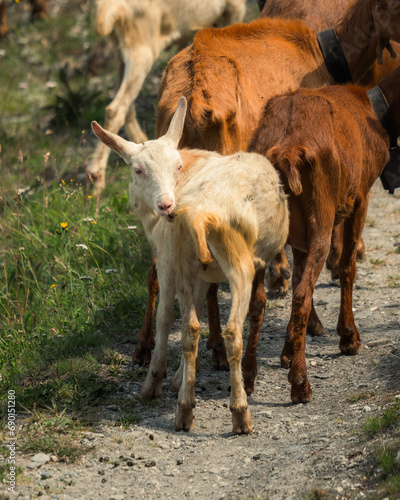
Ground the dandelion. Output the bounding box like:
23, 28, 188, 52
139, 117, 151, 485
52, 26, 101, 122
51, 284, 57, 289
61, 180, 65, 184
88, 195, 92, 199
93, 220, 97, 225
60, 222, 68, 230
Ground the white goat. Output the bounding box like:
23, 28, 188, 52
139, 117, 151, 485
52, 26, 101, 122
89, 0, 247, 190
91, 97, 289, 434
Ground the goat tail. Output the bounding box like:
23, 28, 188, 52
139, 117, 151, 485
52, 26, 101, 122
176, 207, 215, 265
267, 145, 304, 196
96, 0, 128, 37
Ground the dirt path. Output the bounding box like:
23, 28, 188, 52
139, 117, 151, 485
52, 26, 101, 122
8, 181, 400, 499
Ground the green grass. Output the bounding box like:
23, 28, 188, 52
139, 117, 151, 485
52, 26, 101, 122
361, 398, 400, 499
0, 1, 155, 421
363, 399, 400, 438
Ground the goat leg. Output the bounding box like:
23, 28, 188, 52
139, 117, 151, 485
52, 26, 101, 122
133, 259, 158, 366
206, 283, 229, 370
242, 267, 266, 396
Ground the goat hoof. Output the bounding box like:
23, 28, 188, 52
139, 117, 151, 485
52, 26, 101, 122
307, 321, 325, 336
291, 379, 313, 404
231, 408, 252, 434
339, 340, 362, 356
141, 377, 163, 399
175, 407, 193, 432
132, 343, 153, 366
243, 372, 256, 396
211, 347, 229, 371
267, 281, 289, 297
280, 354, 291, 369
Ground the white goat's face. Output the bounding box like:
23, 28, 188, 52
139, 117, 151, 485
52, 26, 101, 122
91, 96, 187, 221
127, 138, 183, 220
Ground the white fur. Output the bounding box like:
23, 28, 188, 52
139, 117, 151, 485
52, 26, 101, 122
89, 0, 247, 189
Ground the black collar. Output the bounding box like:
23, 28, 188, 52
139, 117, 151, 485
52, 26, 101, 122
367, 86, 399, 149
317, 28, 353, 85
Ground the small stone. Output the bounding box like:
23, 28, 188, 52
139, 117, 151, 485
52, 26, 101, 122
98, 470, 105, 476
145, 460, 156, 467
177, 459, 184, 465
40, 471, 52, 480
31, 453, 51, 465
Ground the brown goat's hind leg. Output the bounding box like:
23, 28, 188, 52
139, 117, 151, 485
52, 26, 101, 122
133, 259, 158, 366
206, 283, 229, 370
284, 242, 330, 404
337, 206, 366, 355
242, 267, 266, 396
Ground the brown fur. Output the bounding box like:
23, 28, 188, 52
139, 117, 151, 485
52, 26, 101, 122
248, 79, 393, 403
259, 0, 400, 88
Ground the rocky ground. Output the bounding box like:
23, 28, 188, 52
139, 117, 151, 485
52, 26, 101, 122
4, 180, 400, 499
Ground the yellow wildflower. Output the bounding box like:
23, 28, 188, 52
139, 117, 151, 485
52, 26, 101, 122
60, 222, 68, 230
51, 284, 57, 289
88, 195, 92, 199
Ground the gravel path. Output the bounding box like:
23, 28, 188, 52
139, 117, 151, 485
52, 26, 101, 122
7, 180, 400, 499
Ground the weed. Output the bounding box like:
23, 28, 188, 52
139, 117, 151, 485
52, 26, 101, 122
347, 391, 376, 403
363, 401, 400, 438
388, 275, 400, 288
369, 258, 385, 267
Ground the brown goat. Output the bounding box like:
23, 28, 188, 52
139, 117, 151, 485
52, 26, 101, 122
136, 0, 400, 381
258, 0, 399, 288
248, 65, 400, 403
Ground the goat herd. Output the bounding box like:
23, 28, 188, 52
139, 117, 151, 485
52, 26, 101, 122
58, 0, 400, 434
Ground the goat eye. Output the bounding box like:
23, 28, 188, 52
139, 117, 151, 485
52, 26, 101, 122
134, 168, 143, 175
177, 164, 183, 172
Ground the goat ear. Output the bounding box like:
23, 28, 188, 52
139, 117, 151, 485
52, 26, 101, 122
164, 96, 187, 147
91, 121, 140, 164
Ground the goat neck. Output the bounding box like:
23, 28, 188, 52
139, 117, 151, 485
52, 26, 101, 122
334, 0, 400, 82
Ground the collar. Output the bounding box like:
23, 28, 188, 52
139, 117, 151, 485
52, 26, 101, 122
367, 86, 399, 149
317, 28, 353, 84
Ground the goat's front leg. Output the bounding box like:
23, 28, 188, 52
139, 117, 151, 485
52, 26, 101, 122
170, 277, 209, 392
133, 258, 158, 366
337, 201, 367, 355
242, 267, 266, 396
141, 258, 175, 398
327, 223, 365, 280
206, 283, 229, 370
175, 269, 201, 431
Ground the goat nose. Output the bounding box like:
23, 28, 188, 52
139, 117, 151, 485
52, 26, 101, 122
157, 200, 173, 212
